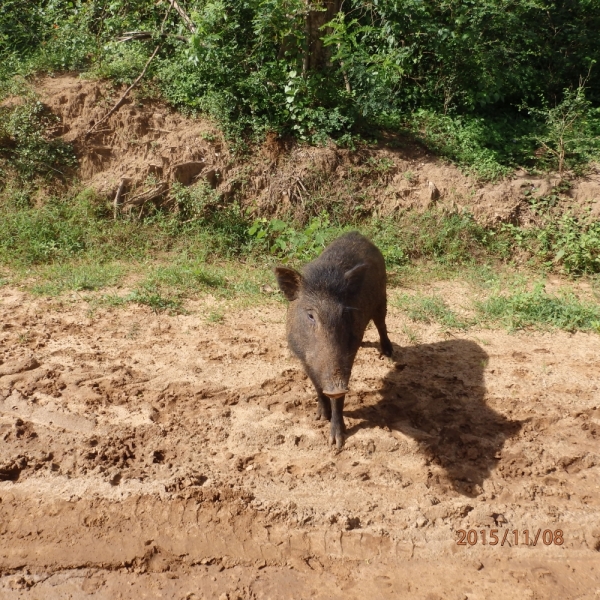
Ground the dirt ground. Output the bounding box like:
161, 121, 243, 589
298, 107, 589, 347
1, 283, 599, 599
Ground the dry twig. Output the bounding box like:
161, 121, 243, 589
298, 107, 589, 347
113, 177, 130, 219
166, 0, 197, 33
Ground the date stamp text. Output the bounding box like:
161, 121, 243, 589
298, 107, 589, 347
456, 529, 564, 546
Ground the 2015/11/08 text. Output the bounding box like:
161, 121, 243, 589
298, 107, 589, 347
456, 529, 564, 546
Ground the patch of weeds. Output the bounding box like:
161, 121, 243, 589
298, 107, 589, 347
126, 322, 141, 339
142, 261, 226, 294
368, 211, 507, 269
363, 156, 395, 177
90, 42, 151, 86
248, 212, 339, 262
408, 109, 515, 181
523, 83, 600, 177
127, 285, 184, 314
29, 263, 124, 296
395, 294, 470, 330
522, 184, 563, 215
17, 332, 31, 345
169, 181, 222, 225
463, 264, 502, 290
401, 325, 421, 345
501, 215, 600, 275
0, 99, 77, 180
96, 294, 129, 308
475, 284, 600, 332
200, 131, 217, 142
205, 309, 224, 324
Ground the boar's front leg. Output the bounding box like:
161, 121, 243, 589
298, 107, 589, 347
374, 302, 393, 357
329, 396, 345, 449
316, 390, 332, 421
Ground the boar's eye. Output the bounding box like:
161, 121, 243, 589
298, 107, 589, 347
306, 311, 316, 323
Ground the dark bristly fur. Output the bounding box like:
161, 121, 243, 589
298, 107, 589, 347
274, 232, 393, 449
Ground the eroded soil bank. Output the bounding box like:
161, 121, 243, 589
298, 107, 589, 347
4, 74, 600, 225
1, 285, 599, 598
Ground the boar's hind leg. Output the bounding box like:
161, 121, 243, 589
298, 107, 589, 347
373, 302, 393, 357
316, 391, 332, 421
330, 396, 346, 449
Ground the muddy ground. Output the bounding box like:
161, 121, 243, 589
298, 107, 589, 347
0, 284, 599, 599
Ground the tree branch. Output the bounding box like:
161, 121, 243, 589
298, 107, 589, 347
85, 5, 174, 139
166, 0, 197, 34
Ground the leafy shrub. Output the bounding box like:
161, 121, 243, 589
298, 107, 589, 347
502, 215, 600, 275
2, 0, 600, 175
524, 84, 600, 175
0, 99, 77, 180
248, 213, 338, 261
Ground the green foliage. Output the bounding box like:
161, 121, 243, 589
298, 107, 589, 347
0, 196, 90, 265
205, 309, 225, 323
248, 213, 338, 261
0, 99, 77, 180
330, 0, 600, 112
0, 182, 248, 269
141, 260, 225, 293
408, 110, 519, 180
144, 181, 252, 256
502, 215, 600, 275
395, 294, 469, 330
2, 0, 600, 174
369, 211, 506, 268
524, 83, 600, 175
476, 284, 600, 332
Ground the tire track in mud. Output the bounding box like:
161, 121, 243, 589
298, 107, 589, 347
1, 288, 600, 597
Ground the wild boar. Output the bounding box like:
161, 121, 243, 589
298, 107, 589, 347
275, 231, 393, 448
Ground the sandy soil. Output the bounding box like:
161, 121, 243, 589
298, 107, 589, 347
1, 285, 599, 599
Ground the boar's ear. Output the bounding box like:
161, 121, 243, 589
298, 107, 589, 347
274, 267, 302, 301
344, 263, 368, 290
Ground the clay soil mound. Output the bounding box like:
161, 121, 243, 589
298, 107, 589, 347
1, 286, 599, 598
32, 75, 600, 225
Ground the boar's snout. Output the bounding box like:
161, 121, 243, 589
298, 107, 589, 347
322, 389, 348, 399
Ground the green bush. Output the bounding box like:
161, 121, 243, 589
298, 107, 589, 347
248, 213, 338, 261
502, 215, 600, 275
0, 99, 77, 180
2, 1, 599, 175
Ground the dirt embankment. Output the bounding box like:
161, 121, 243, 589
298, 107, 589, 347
1, 284, 599, 598
18, 74, 598, 224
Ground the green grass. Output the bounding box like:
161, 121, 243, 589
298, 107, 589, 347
141, 261, 226, 294
205, 309, 225, 324
126, 285, 184, 314
391, 278, 600, 334
475, 285, 600, 332
394, 293, 470, 330
29, 262, 124, 296
1, 177, 600, 321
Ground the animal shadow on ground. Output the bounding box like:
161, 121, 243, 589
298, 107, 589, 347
346, 339, 522, 497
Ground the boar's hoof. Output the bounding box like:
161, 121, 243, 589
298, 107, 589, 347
329, 422, 345, 449
381, 337, 394, 357
316, 407, 331, 421
316, 396, 332, 421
